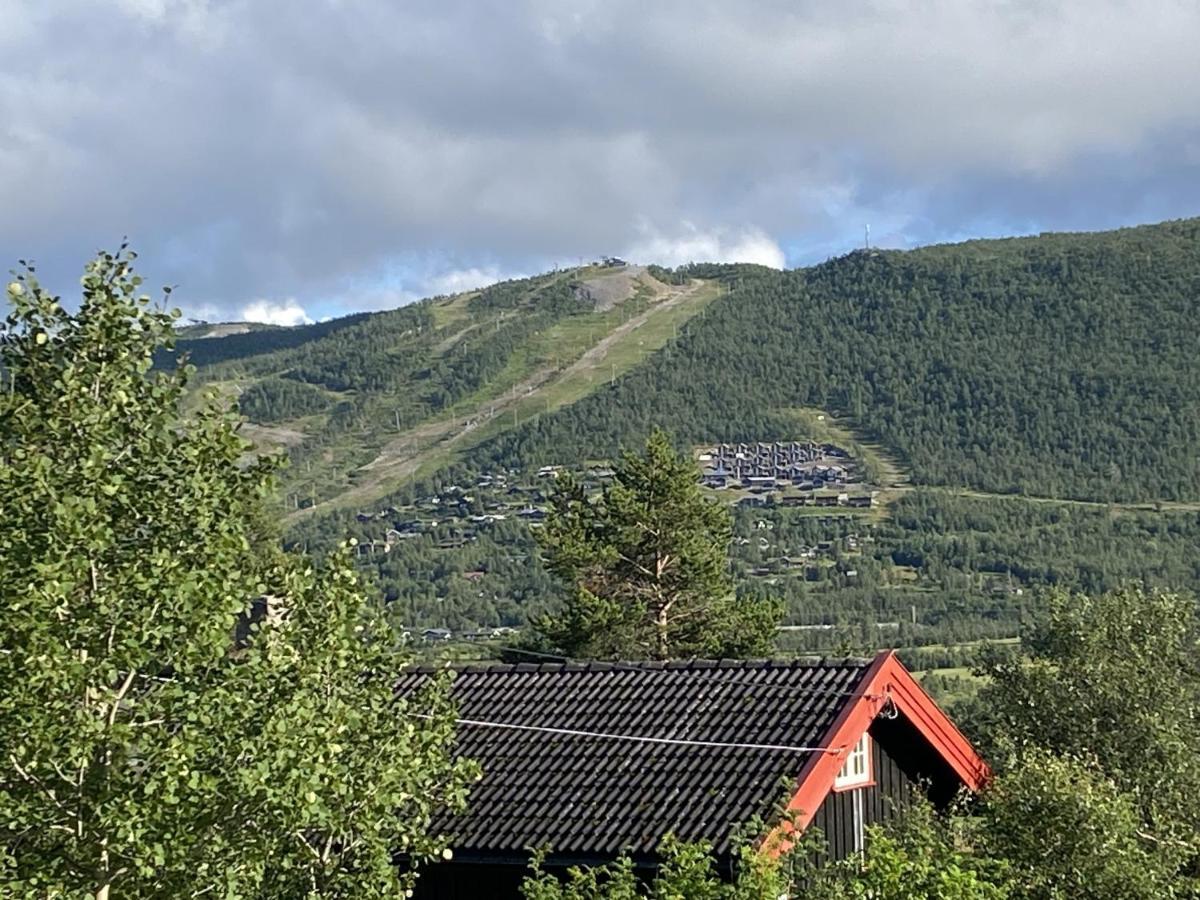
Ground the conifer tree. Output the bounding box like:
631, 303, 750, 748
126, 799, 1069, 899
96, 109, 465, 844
533, 429, 781, 660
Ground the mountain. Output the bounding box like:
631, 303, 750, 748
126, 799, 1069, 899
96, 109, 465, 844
189, 218, 1200, 514
173, 262, 727, 513
177, 321, 285, 340
470, 218, 1200, 503
181, 219, 1200, 655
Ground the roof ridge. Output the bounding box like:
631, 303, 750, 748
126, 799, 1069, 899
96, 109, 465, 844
400, 655, 874, 675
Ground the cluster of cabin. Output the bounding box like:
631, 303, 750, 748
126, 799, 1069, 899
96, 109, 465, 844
736, 524, 872, 581
699, 441, 859, 491
738, 492, 876, 509
738, 526, 869, 553
406, 625, 517, 644
348, 445, 881, 562
349, 465, 624, 556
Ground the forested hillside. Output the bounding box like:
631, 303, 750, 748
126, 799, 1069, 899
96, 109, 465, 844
169, 313, 373, 366
473, 218, 1200, 503
189, 218, 1200, 652
171, 264, 719, 509
186, 219, 1200, 509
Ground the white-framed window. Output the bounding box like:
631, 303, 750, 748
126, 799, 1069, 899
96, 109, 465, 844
834, 732, 872, 790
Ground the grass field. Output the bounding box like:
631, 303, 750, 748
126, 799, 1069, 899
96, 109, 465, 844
912, 666, 988, 706
429, 290, 480, 330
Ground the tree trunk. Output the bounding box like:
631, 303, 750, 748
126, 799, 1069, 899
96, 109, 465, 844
655, 604, 669, 659
95, 841, 111, 900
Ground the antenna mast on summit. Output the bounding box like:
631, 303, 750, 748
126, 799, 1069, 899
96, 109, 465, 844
864, 224, 871, 250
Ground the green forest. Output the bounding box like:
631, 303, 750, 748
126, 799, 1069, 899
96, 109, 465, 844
472, 219, 1200, 502
218, 218, 1200, 657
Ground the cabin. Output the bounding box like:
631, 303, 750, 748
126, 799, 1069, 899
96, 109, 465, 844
398, 652, 988, 898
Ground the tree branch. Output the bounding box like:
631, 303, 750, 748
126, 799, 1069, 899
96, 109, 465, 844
615, 552, 657, 580
1136, 829, 1195, 850
7, 754, 76, 820
107, 669, 138, 730
295, 830, 322, 862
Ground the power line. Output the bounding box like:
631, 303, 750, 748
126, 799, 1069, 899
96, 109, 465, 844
407, 713, 841, 755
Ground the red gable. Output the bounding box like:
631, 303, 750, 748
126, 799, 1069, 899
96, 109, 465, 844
766, 649, 990, 854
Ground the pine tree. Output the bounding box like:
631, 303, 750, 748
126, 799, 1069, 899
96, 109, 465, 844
533, 429, 781, 660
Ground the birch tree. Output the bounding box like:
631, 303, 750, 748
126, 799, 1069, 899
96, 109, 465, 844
0, 248, 477, 898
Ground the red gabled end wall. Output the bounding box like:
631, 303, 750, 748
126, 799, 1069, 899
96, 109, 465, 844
763, 650, 990, 857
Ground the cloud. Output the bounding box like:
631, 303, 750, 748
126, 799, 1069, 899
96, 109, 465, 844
1, 1, 1198, 319
240, 299, 311, 327
424, 266, 515, 296
179, 301, 223, 324
625, 225, 786, 269
319, 260, 528, 315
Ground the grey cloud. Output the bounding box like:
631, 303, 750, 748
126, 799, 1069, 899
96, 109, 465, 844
1, 0, 1198, 318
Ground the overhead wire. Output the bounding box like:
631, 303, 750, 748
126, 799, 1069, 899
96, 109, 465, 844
406, 712, 844, 755
403, 648, 890, 758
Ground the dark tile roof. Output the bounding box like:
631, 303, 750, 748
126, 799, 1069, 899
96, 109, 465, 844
395, 658, 872, 859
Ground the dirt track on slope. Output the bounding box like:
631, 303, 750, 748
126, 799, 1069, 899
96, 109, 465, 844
286, 280, 707, 521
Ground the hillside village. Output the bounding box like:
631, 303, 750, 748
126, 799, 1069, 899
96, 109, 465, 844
699, 440, 877, 508
353, 438, 877, 554
339, 439, 886, 644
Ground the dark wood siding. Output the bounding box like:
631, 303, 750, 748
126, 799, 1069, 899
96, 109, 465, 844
413, 860, 658, 900
809, 726, 921, 861
413, 862, 527, 899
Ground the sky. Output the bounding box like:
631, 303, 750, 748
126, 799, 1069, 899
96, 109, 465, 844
2, 1, 1199, 325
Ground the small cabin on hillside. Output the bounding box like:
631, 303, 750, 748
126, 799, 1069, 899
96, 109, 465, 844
397, 652, 988, 898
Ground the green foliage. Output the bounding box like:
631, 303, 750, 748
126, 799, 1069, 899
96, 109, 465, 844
520, 852, 641, 900
968, 587, 1200, 861
807, 778, 1182, 900
518, 806, 1010, 900
976, 749, 1180, 900
810, 800, 1011, 899
885, 491, 1200, 597
519, 838, 788, 900
802, 775, 1182, 899
0, 250, 477, 898
370, 521, 564, 629
532, 430, 781, 659
238, 376, 332, 422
